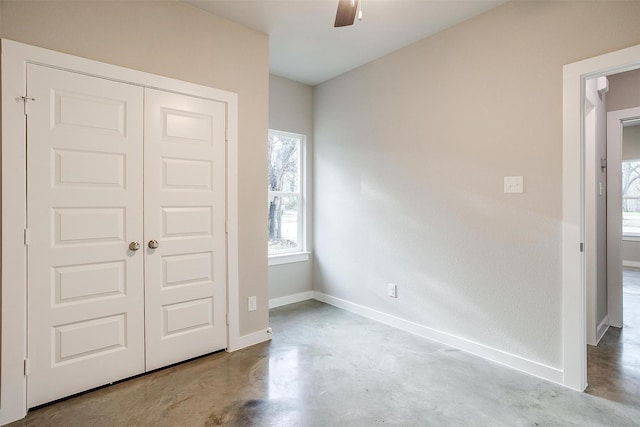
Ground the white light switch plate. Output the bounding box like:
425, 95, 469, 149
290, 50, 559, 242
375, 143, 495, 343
504, 176, 523, 194
248, 296, 257, 312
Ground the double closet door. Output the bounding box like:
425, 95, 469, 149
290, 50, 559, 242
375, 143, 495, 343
26, 64, 228, 407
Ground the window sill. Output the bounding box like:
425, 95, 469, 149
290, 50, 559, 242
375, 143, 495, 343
623, 235, 640, 242
268, 252, 311, 266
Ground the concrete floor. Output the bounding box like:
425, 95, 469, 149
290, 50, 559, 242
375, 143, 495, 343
586, 268, 640, 407
9, 300, 640, 426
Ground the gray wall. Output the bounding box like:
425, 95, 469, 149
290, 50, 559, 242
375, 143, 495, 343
268, 75, 314, 299
609, 69, 640, 264
608, 68, 640, 112
0, 0, 270, 336
623, 240, 640, 264
313, 1, 640, 368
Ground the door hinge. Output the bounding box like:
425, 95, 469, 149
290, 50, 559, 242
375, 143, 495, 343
19, 96, 35, 115
24, 359, 29, 376
580, 242, 584, 252
24, 228, 30, 246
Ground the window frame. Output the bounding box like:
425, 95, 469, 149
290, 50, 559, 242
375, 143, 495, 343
267, 129, 309, 264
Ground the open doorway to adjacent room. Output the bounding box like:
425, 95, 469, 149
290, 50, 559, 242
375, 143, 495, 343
584, 69, 640, 406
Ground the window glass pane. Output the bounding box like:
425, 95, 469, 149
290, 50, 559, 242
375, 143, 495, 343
268, 133, 299, 193
268, 195, 299, 252
622, 160, 640, 235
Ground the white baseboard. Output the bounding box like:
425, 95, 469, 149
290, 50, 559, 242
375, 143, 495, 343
596, 315, 610, 345
228, 328, 271, 352
269, 291, 314, 309
312, 291, 563, 386
623, 260, 640, 268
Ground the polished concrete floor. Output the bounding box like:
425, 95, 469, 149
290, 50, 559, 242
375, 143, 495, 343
10, 300, 640, 426
586, 268, 640, 407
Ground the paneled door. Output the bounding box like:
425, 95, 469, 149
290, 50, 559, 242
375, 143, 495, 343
143, 89, 227, 370
26, 64, 145, 407
26, 66, 228, 407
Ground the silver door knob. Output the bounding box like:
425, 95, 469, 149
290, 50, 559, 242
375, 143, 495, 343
129, 241, 141, 251
148, 240, 160, 249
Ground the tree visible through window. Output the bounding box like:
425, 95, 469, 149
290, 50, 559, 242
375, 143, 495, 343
268, 130, 304, 254
622, 160, 640, 236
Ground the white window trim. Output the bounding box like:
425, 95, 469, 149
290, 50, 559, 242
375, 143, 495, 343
268, 129, 309, 263
268, 251, 311, 266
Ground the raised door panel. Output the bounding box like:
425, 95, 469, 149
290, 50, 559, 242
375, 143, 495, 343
26, 64, 145, 407
144, 88, 227, 370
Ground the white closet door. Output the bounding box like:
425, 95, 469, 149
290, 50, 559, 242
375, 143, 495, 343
26, 64, 145, 407
144, 88, 227, 370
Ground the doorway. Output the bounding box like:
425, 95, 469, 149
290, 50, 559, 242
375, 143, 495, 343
562, 42, 640, 392
585, 102, 640, 404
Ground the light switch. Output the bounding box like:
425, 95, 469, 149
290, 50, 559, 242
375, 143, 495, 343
504, 176, 523, 194
248, 296, 257, 312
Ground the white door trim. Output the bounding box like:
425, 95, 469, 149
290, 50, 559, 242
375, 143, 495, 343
562, 43, 640, 392
0, 39, 240, 424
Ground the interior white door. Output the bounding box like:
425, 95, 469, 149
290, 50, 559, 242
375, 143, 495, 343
26, 64, 145, 407
143, 88, 228, 370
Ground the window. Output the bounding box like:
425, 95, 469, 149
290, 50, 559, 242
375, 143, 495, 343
622, 160, 640, 237
268, 130, 307, 262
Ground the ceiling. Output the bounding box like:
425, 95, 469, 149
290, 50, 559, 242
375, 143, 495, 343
187, 0, 507, 86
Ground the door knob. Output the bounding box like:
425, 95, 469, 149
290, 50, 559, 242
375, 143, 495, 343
129, 241, 141, 251
148, 240, 160, 249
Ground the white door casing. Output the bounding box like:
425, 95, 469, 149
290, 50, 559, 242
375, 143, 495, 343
26, 64, 146, 407
144, 89, 228, 370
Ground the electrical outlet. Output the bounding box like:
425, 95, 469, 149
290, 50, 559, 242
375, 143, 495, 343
504, 176, 523, 194
388, 283, 397, 298
248, 296, 257, 312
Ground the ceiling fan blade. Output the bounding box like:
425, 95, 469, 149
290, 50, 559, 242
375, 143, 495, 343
334, 0, 359, 27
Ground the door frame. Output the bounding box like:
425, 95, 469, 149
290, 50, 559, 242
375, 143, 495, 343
0, 39, 241, 424
563, 43, 640, 391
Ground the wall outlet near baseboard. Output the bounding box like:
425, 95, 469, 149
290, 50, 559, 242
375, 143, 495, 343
388, 283, 397, 298
248, 296, 257, 312
504, 176, 523, 193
